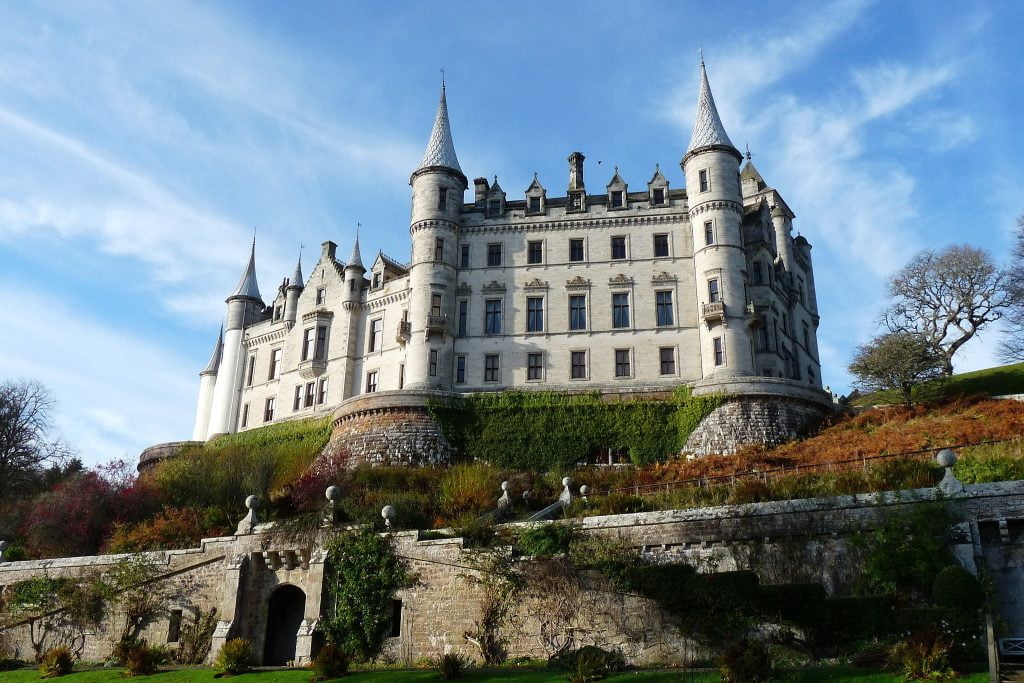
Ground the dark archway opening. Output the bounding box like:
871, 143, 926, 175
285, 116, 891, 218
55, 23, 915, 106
264, 584, 306, 665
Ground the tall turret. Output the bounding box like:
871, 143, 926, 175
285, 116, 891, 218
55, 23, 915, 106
771, 202, 796, 279
207, 241, 265, 438
191, 327, 222, 441
405, 82, 466, 390
682, 61, 754, 377
284, 253, 304, 327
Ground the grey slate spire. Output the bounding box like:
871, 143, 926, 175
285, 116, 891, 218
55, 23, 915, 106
229, 239, 263, 302
288, 253, 304, 290
200, 326, 223, 376
686, 60, 736, 155
417, 83, 462, 173
346, 229, 364, 271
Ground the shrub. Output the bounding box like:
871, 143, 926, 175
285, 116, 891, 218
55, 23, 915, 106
175, 607, 219, 665
549, 646, 624, 682
440, 464, 500, 519
516, 523, 576, 557
888, 628, 954, 680
214, 638, 255, 676
434, 652, 469, 679
115, 638, 158, 677
932, 565, 982, 611
310, 643, 349, 681
106, 506, 226, 553
718, 639, 773, 683
38, 645, 74, 678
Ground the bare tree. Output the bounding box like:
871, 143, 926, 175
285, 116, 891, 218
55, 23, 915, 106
0, 380, 72, 499
883, 245, 1011, 376
848, 333, 946, 406
999, 214, 1024, 363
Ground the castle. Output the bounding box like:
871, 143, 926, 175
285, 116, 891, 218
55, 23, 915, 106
188, 62, 829, 462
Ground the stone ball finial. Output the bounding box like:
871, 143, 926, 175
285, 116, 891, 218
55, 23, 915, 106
562, 476, 572, 488
381, 505, 397, 520
579, 485, 591, 497
325, 486, 342, 502
501, 480, 510, 492
936, 449, 957, 468
0, 540, 8, 552
245, 495, 259, 510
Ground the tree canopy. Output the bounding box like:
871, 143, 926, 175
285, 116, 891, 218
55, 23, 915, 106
999, 214, 1024, 363
0, 380, 72, 500
848, 332, 946, 405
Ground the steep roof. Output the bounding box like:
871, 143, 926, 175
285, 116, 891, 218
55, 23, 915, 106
740, 160, 767, 190
686, 61, 736, 156
416, 84, 462, 174
229, 240, 262, 302
200, 326, 223, 375
288, 254, 304, 290
346, 232, 364, 271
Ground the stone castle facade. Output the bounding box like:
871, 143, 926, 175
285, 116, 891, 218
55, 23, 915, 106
189, 63, 829, 460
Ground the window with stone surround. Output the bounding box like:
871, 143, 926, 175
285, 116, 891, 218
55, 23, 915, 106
455, 355, 466, 384
457, 300, 468, 337
570, 350, 587, 379
612, 292, 630, 328
293, 385, 302, 411
698, 168, 710, 192
653, 233, 669, 258
460, 243, 470, 268
659, 347, 676, 375
610, 190, 624, 208
527, 297, 544, 332
527, 352, 543, 381
569, 238, 585, 262
368, 318, 383, 352
614, 349, 631, 377
315, 325, 328, 360
366, 370, 378, 393
429, 350, 438, 377
485, 298, 502, 335
484, 354, 500, 382
302, 328, 315, 361
487, 243, 502, 267
437, 188, 448, 210
652, 187, 666, 206
316, 287, 326, 305
528, 195, 541, 213
704, 221, 714, 246
713, 337, 725, 366
167, 610, 182, 644
656, 291, 674, 326
435, 238, 444, 262
752, 260, 763, 284
317, 377, 328, 404
302, 381, 313, 408
431, 293, 443, 317
569, 295, 587, 330
708, 279, 720, 303
246, 355, 256, 387
263, 397, 275, 423
527, 240, 543, 265
241, 403, 249, 428
611, 236, 627, 260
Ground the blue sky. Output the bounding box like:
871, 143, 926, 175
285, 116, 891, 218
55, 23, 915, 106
1, 0, 1021, 467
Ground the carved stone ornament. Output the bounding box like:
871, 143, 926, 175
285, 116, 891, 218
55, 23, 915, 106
524, 278, 548, 290
608, 273, 634, 286
565, 275, 591, 289
652, 271, 678, 283
482, 280, 507, 293
456, 282, 472, 295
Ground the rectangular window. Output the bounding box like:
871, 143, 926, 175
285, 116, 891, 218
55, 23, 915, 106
570, 350, 587, 379
528, 195, 541, 213
460, 243, 470, 268
398, 363, 405, 389
656, 291, 674, 326
798, 276, 806, 304
316, 287, 326, 305
317, 377, 328, 404
652, 187, 665, 205
612, 292, 630, 328
240, 403, 249, 428
704, 221, 714, 246
653, 234, 669, 258
803, 322, 811, 351
487, 243, 502, 267
293, 385, 302, 411
457, 300, 468, 336
610, 190, 623, 208
429, 350, 438, 377
611, 236, 626, 260
273, 305, 282, 321
488, 199, 501, 217
366, 371, 378, 393
527, 353, 543, 380
698, 169, 709, 192
569, 238, 584, 262
659, 347, 676, 375
167, 609, 183, 644
430, 293, 443, 317
390, 599, 403, 638
527, 297, 544, 332
437, 188, 447, 210
527, 240, 543, 264
369, 319, 383, 352
372, 272, 381, 289
708, 279, 720, 303
304, 381, 315, 408
302, 328, 315, 361
484, 354, 499, 382
435, 238, 444, 261
485, 299, 502, 334
246, 355, 256, 387
315, 325, 328, 360
615, 349, 631, 377
455, 356, 466, 384
263, 397, 275, 423
757, 317, 769, 350
752, 261, 763, 284
713, 337, 725, 366
569, 295, 587, 330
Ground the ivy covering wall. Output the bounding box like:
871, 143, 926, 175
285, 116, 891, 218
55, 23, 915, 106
427, 386, 723, 469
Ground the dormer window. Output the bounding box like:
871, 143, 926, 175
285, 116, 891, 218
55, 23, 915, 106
610, 191, 623, 208
488, 200, 502, 217
652, 188, 665, 205
372, 272, 381, 289
437, 188, 448, 210
529, 196, 541, 213
606, 167, 627, 210
525, 174, 547, 215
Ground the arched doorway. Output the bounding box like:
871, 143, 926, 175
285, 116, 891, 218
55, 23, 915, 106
264, 584, 306, 665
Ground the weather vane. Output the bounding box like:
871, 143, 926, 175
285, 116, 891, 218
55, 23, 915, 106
745, 144, 753, 161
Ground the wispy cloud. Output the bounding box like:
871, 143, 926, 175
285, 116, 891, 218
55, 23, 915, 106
853, 62, 956, 119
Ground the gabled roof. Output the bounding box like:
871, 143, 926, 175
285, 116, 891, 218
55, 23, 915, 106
489, 175, 504, 195
740, 160, 767, 191
648, 163, 668, 186
373, 250, 410, 276
606, 166, 627, 188
229, 240, 263, 302
200, 326, 223, 375
525, 173, 545, 193
686, 61, 736, 156
416, 84, 462, 174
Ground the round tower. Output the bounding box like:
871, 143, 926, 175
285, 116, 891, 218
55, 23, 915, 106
404, 83, 466, 390
341, 234, 365, 397
682, 61, 754, 378
207, 242, 264, 438
284, 254, 303, 328
191, 327, 222, 440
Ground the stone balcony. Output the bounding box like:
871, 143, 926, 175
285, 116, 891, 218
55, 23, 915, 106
297, 358, 327, 379
425, 314, 448, 339
396, 320, 411, 345
701, 301, 725, 326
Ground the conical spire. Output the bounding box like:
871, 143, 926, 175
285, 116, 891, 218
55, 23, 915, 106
346, 228, 364, 271
686, 61, 736, 156
288, 252, 304, 290
417, 83, 462, 173
229, 239, 262, 302
200, 326, 223, 375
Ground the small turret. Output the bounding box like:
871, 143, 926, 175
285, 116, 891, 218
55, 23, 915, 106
343, 230, 365, 306
192, 326, 222, 441
284, 253, 304, 327
771, 202, 796, 276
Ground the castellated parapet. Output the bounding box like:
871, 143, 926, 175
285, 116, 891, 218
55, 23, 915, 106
174, 62, 829, 467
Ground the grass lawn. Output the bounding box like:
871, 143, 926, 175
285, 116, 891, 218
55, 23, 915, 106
854, 362, 1024, 405
0, 664, 989, 681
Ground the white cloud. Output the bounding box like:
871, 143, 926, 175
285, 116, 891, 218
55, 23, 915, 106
853, 62, 956, 119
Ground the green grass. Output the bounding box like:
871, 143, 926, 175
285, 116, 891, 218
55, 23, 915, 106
0, 665, 988, 681
854, 362, 1024, 405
